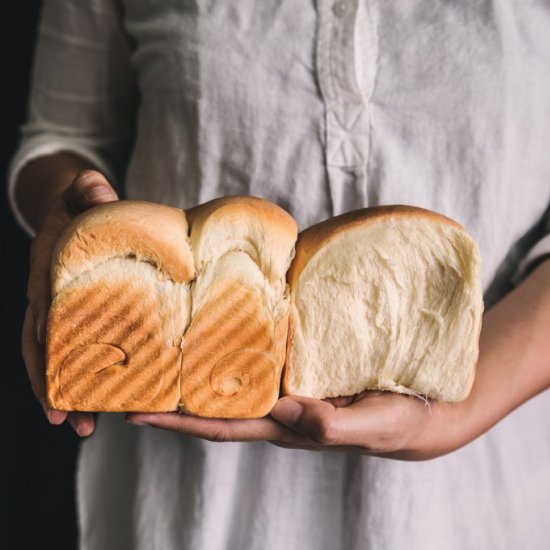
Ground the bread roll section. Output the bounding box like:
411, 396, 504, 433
283, 206, 484, 403
46, 201, 195, 412
181, 197, 298, 417
47, 259, 191, 411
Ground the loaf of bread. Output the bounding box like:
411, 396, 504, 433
46, 197, 298, 416
46, 198, 483, 417
283, 206, 483, 402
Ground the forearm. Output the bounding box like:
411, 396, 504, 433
15, 152, 96, 233
457, 258, 550, 446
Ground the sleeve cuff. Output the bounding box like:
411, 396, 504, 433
7, 136, 119, 238
513, 234, 550, 284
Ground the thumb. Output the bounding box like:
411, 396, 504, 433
271, 396, 342, 445
63, 169, 118, 214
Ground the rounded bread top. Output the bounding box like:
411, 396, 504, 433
185, 195, 299, 282
287, 205, 466, 285
51, 200, 195, 295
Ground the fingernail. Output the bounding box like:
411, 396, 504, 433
271, 399, 303, 425
85, 186, 113, 201
76, 424, 93, 437
47, 410, 66, 425
126, 415, 147, 426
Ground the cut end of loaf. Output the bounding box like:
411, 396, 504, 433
283, 207, 483, 403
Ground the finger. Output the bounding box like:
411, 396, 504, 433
323, 395, 356, 407
271, 394, 420, 451
67, 412, 96, 437
21, 307, 67, 424
28, 170, 118, 344
126, 412, 296, 443
28, 289, 50, 345
271, 397, 343, 445
62, 169, 118, 215
268, 440, 324, 451
28, 235, 57, 344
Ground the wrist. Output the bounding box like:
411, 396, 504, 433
408, 398, 471, 459
455, 261, 550, 448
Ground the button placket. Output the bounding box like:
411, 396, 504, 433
316, 0, 377, 168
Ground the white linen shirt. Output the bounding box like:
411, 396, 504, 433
8, 1, 550, 549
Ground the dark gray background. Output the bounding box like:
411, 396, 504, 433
3, 3, 79, 549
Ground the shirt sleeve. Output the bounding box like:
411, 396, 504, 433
7, 0, 138, 237
513, 205, 550, 283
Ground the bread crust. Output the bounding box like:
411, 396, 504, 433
287, 205, 464, 287
185, 195, 298, 243
186, 195, 298, 282
180, 195, 298, 417
52, 200, 195, 295
47, 196, 297, 416
179, 281, 287, 418
46, 274, 184, 412
46, 200, 195, 412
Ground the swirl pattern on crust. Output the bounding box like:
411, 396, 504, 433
46, 264, 187, 412
180, 281, 286, 418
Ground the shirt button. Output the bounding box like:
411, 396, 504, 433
332, 0, 347, 17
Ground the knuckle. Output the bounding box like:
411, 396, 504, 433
308, 416, 338, 446
74, 168, 101, 185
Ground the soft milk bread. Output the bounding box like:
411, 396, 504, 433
283, 205, 484, 403
46, 197, 298, 417
46, 199, 483, 417
181, 196, 298, 417
46, 201, 195, 412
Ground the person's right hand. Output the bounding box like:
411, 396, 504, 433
22, 170, 118, 437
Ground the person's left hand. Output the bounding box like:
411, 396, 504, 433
126, 390, 465, 460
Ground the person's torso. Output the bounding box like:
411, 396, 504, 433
121, 0, 550, 292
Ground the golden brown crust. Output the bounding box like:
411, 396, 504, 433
52, 200, 195, 295
287, 205, 464, 287
46, 276, 183, 412
47, 200, 194, 412
185, 195, 299, 284
185, 195, 298, 241
177, 195, 296, 417
47, 196, 294, 416
180, 281, 287, 418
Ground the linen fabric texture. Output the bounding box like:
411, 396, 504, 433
8, 1, 550, 549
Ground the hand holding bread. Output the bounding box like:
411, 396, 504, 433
25, 190, 550, 459
22, 169, 119, 436
45, 196, 483, 421
128, 257, 550, 460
